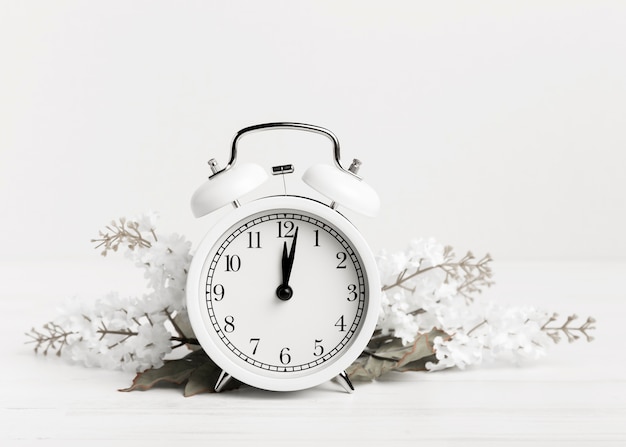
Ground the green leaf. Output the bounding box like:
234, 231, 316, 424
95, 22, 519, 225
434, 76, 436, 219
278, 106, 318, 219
183, 359, 222, 396
183, 359, 243, 396
120, 349, 211, 392
183, 355, 244, 396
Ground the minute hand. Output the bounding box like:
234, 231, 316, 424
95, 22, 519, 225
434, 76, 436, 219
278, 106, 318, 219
282, 227, 299, 285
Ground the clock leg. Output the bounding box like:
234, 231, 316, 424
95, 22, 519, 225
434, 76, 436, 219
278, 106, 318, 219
336, 370, 355, 393
214, 370, 233, 393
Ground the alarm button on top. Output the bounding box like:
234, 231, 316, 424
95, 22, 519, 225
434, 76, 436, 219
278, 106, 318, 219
303, 164, 380, 217
191, 162, 269, 217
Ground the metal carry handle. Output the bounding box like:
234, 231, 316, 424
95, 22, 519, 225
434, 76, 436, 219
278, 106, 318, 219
221, 122, 352, 176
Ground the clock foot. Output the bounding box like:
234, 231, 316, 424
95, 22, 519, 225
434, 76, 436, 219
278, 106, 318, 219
336, 370, 355, 393
214, 370, 233, 393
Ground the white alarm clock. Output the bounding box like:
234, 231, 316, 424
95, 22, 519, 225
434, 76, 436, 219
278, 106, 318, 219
186, 122, 380, 392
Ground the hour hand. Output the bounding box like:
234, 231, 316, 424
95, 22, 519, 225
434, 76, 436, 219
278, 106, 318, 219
277, 227, 298, 300
281, 242, 289, 285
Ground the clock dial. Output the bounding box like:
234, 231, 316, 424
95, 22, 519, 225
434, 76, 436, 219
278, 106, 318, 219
202, 210, 366, 376
187, 196, 380, 391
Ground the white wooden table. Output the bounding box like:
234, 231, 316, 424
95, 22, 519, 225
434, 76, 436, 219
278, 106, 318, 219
1, 260, 624, 446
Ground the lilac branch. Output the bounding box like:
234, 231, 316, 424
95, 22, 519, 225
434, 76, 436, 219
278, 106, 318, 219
541, 314, 596, 343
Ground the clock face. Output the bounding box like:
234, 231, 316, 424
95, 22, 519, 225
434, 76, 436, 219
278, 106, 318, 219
187, 196, 380, 391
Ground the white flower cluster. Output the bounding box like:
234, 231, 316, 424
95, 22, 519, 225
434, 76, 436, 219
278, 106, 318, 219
35, 217, 560, 376
427, 303, 552, 371
53, 213, 192, 372
127, 213, 192, 315
56, 293, 173, 372
376, 238, 552, 371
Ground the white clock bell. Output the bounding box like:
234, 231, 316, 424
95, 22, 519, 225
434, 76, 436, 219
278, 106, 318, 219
186, 122, 380, 392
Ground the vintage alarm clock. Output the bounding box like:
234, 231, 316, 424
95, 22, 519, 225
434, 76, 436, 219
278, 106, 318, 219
186, 122, 380, 392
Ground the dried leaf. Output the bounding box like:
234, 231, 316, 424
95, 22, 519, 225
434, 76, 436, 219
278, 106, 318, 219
395, 353, 438, 372
376, 335, 428, 366
347, 329, 446, 381
346, 355, 396, 382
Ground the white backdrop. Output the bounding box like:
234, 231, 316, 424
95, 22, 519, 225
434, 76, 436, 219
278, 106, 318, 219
1, 0, 625, 262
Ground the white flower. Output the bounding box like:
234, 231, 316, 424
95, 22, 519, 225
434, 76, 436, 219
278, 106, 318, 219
427, 334, 484, 371
131, 211, 159, 235
407, 238, 446, 268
